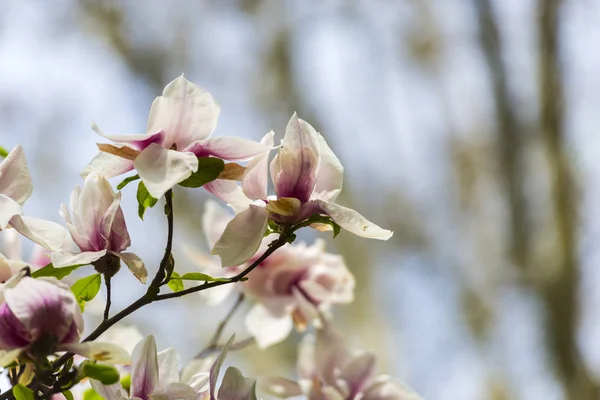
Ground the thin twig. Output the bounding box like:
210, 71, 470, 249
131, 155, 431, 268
196, 293, 245, 358
103, 275, 112, 322
196, 338, 255, 359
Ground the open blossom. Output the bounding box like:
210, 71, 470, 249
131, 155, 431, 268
51, 174, 147, 282
83, 75, 269, 199
186, 200, 355, 348
1, 229, 50, 284
0, 145, 32, 229
262, 325, 420, 400
212, 113, 393, 266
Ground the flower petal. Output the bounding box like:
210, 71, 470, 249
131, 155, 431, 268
217, 367, 257, 400
90, 380, 128, 400
260, 376, 303, 398
157, 348, 180, 386
315, 201, 393, 240
115, 252, 147, 284
150, 382, 198, 400
202, 200, 234, 248
93, 122, 166, 151
245, 303, 293, 349
59, 341, 130, 364
210, 334, 236, 400
81, 151, 134, 179
0, 195, 23, 229
134, 144, 199, 199
362, 376, 422, 400
130, 336, 160, 399
212, 205, 268, 267
10, 215, 73, 252
0, 348, 25, 367
147, 75, 220, 146
204, 180, 252, 212
339, 352, 377, 398
242, 131, 274, 200
50, 250, 107, 268
271, 114, 320, 203
188, 136, 269, 161
0, 145, 32, 205
311, 135, 343, 202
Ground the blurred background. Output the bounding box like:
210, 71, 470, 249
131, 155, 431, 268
1, 0, 599, 399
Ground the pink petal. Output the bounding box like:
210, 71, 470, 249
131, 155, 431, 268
204, 180, 252, 212
0, 195, 23, 229
212, 205, 269, 267
186, 136, 270, 161
147, 75, 220, 147
339, 352, 377, 398
92, 122, 166, 150
130, 335, 159, 399
202, 200, 234, 248
100, 193, 131, 253
242, 131, 274, 201
81, 152, 134, 179
157, 347, 180, 386
315, 200, 393, 240
0, 145, 32, 206
50, 250, 107, 268
311, 135, 343, 202
217, 367, 257, 400
134, 143, 199, 199
90, 380, 128, 400
10, 215, 73, 252
245, 303, 293, 349
271, 114, 320, 203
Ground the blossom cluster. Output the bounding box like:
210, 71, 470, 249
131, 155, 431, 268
0, 75, 418, 400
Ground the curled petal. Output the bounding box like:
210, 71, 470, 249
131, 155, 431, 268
0, 195, 23, 229
131, 336, 159, 399
81, 152, 134, 179
212, 205, 268, 267
0, 145, 32, 206
271, 114, 320, 203
50, 250, 107, 268
315, 201, 393, 240
218, 367, 257, 400
187, 136, 269, 161
147, 75, 220, 146
115, 252, 147, 284
59, 341, 130, 364
242, 131, 274, 201
10, 216, 73, 252
134, 144, 199, 199
245, 303, 293, 349
204, 180, 252, 212
92, 122, 165, 151
311, 135, 343, 202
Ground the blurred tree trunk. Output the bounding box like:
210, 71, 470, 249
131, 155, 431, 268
536, 0, 599, 398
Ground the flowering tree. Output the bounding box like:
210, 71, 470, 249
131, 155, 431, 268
0, 76, 419, 400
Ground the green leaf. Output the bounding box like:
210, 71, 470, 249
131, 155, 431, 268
71, 274, 102, 312
167, 271, 184, 292
137, 181, 158, 220
62, 390, 75, 400
12, 384, 34, 400
80, 361, 120, 385
83, 388, 103, 400
116, 174, 140, 190
0, 146, 8, 158
175, 272, 230, 282
178, 157, 225, 188
32, 263, 84, 280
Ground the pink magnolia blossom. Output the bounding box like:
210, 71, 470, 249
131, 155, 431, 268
50, 174, 147, 282
262, 325, 421, 400
0, 273, 128, 367
83, 75, 269, 199
212, 114, 393, 266
186, 200, 355, 348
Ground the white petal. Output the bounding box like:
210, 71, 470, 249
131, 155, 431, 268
210, 334, 236, 400
362, 376, 422, 400
202, 200, 233, 248
217, 367, 257, 400
81, 151, 134, 179
245, 303, 293, 349
212, 205, 268, 267
192, 136, 269, 161
134, 144, 199, 199
186, 371, 210, 394
311, 135, 343, 202
59, 341, 130, 364
10, 215, 73, 252
0, 145, 32, 205
241, 131, 274, 201
157, 347, 180, 386
50, 250, 107, 268
204, 180, 252, 212
115, 252, 147, 284
316, 201, 393, 240
0, 195, 23, 228
90, 380, 128, 400
130, 336, 159, 399
147, 75, 220, 145
149, 382, 198, 400
260, 376, 303, 398
0, 348, 25, 367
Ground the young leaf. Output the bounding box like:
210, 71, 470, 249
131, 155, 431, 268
32, 263, 84, 280
137, 181, 158, 220
83, 388, 103, 400
178, 157, 225, 188
71, 274, 102, 312
174, 272, 230, 283
0, 146, 8, 158
62, 390, 75, 400
116, 174, 140, 190
12, 384, 34, 400
80, 361, 120, 385
167, 271, 184, 292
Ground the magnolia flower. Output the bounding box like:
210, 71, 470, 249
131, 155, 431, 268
83, 75, 269, 199
0, 145, 31, 229
51, 174, 147, 282
0, 273, 129, 366
262, 326, 420, 400
213, 113, 393, 266
186, 200, 355, 348
0, 229, 50, 283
